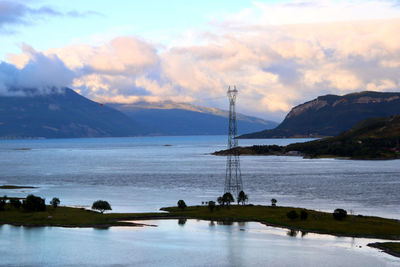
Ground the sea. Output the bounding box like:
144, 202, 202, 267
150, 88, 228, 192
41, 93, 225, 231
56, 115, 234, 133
0, 136, 399, 266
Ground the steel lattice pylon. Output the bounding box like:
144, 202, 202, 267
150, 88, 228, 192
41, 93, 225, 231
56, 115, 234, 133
224, 86, 243, 198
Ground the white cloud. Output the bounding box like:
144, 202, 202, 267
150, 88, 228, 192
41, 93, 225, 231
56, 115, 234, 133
3, 0, 400, 121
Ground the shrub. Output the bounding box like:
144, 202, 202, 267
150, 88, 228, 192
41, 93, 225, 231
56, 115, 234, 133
91, 200, 112, 214
50, 197, 60, 208
10, 199, 21, 209
208, 201, 216, 212
271, 198, 277, 207
286, 210, 299, 220
22, 194, 46, 212
300, 210, 308, 220
177, 200, 187, 210
333, 208, 347, 220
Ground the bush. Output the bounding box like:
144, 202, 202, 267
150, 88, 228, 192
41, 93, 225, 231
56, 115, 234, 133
271, 198, 277, 207
22, 194, 46, 212
50, 197, 60, 208
208, 201, 216, 212
333, 208, 347, 220
286, 210, 299, 220
10, 199, 21, 209
177, 200, 187, 210
91, 200, 112, 214
300, 210, 308, 220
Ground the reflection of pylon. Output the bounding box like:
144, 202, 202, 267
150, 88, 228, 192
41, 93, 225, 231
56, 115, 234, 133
224, 86, 243, 198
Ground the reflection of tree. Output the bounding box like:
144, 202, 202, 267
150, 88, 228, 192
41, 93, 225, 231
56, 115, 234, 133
217, 220, 233, 226
178, 218, 187, 226
286, 229, 298, 237
301, 231, 308, 237
238, 222, 246, 227
209, 220, 215, 226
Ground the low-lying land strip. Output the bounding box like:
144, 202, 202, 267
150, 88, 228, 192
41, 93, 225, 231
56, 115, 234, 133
0, 185, 38, 189
214, 115, 400, 160
368, 242, 400, 258
1, 204, 400, 239
2, 204, 400, 257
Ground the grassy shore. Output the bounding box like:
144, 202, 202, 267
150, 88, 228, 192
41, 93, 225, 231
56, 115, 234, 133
368, 242, 400, 258
1, 204, 400, 241
0, 185, 38, 189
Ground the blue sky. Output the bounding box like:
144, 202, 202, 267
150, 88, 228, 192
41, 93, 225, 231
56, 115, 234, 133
1, 0, 285, 60
1, 0, 400, 120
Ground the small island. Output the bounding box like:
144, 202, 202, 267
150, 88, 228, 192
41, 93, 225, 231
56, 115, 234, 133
214, 115, 400, 160
0, 185, 39, 189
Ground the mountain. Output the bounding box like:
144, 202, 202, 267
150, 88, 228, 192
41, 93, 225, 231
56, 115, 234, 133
214, 115, 400, 160
0, 88, 146, 138
239, 91, 400, 139
107, 101, 278, 136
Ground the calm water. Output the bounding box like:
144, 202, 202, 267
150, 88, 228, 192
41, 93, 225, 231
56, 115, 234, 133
0, 220, 399, 267
0, 136, 400, 266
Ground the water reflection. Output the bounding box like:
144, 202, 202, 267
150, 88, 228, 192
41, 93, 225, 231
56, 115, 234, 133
0, 220, 399, 267
178, 218, 187, 226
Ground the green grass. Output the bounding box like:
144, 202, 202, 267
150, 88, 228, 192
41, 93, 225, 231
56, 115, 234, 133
162, 205, 400, 240
368, 242, 400, 258
1, 204, 400, 241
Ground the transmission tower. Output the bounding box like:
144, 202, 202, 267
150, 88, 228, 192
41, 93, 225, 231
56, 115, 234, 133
224, 86, 243, 198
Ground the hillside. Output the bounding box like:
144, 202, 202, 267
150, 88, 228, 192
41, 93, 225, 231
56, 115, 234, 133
0, 88, 146, 138
239, 91, 400, 139
108, 102, 277, 136
214, 115, 400, 160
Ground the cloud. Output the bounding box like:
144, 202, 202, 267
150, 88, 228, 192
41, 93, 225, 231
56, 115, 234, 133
0, 1, 101, 32
0, 45, 75, 95
4, 1, 400, 120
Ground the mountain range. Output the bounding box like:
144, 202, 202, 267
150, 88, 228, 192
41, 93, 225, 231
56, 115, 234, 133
108, 102, 277, 136
239, 91, 400, 139
0, 88, 275, 138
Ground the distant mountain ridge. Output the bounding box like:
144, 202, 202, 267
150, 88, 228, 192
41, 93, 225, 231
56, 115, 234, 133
0, 88, 275, 138
0, 88, 145, 138
108, 102, 277, 136
239, 91, 400, 139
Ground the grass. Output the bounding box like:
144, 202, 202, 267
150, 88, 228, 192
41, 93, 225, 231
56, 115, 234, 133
161, 205, 400, 240
1, 204, 400, 241
368, 242, 400, 258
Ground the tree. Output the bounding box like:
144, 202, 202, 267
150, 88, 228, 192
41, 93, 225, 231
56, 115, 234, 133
10, 199, 21, 209
0, 199, 5, 211
222, 192, 234, 206
91, 200, 112, 214
271, 198, 277, 207
50, 197, 60, 208
208, 201, 216, 212
177, 200, 187, 210
333, 208, 347, 220
22, 194, 46, 212
237, 191, 248, 205
217, 197, 224, 206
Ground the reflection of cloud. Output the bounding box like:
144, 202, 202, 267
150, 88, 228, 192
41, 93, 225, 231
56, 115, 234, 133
3, 1, 400, 120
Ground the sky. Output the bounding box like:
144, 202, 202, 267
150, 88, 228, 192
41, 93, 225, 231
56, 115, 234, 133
1, 0, 400, 121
